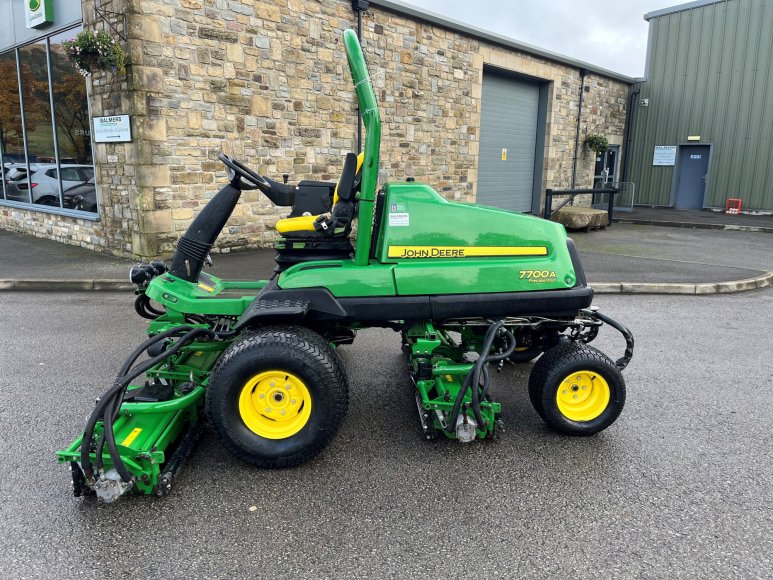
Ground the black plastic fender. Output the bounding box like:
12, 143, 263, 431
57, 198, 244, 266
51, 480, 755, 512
234, 299, 311, 329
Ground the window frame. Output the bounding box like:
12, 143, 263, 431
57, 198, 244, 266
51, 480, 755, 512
0, 24, 99, 221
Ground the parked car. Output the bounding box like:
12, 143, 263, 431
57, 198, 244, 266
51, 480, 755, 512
4, 164, 94, 206
62, 178, 97, 212
2, 164, 34, 202
2, 163, 30, 180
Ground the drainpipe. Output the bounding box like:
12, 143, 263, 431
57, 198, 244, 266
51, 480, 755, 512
620, 86, 640, 183
351, 0, 369, 153
570, 67, 587, 188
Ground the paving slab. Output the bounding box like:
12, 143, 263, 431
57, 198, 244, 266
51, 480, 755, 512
0, 228, 132, 280
614, 206, 773, 232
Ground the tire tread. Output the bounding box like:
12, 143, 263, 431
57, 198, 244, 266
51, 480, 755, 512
206, 325, 349, 468
528, 341, 625, 435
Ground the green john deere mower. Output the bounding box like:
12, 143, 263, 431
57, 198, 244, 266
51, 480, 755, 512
58, 30, 633, 502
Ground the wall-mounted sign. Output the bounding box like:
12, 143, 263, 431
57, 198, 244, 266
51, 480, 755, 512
653, 145, 677, 166
25, 0, 53, 28
93, 115, 132, 143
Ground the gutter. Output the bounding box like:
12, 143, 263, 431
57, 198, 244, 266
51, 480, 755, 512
571, 69, 587, 188
620, 86, 641, 184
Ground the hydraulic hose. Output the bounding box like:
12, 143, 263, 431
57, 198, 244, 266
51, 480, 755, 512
480, 329, 516, 400
445, 321, 516, 434
101, 328, 215, 483
446, 371, 474, 435
81, 326, 208, 482
135, 294, 166, 320
593, 311, 634, 370
80, 327, 192, 480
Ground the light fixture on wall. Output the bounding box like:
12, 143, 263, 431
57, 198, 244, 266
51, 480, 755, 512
640, 98, 649, 107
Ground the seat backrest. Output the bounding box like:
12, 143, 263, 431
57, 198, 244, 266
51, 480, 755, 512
327, 152, 360, 236
335, 153, 358, 202
333, 152, 364, 205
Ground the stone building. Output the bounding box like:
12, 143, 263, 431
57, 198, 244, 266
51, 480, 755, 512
0, 0, 632, 258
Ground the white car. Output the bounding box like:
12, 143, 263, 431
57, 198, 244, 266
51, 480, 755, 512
4, 164, 94, 206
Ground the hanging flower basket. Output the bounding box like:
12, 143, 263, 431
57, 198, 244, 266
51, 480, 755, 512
61, 30, 126, 76
585, 133, 609, 156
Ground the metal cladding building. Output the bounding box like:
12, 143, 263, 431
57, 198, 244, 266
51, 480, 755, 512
625, 0, 773, 212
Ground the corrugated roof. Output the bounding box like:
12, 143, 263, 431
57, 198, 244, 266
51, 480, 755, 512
368, 0, 635, 83
643, 0, 727, 21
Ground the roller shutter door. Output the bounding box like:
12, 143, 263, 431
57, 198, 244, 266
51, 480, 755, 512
477, 72, 540, 213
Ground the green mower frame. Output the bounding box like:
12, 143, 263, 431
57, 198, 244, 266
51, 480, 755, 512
58, 30, 633, 502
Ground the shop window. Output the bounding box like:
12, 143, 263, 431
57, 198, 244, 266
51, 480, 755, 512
50, 29, 93, 168
0, 52, 25, 201
19, 39, 59, 207
0, 25, 97, 216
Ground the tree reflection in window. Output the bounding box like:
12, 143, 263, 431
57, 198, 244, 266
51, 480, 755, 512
50, 29, 92, 166
0, 52, 25, 200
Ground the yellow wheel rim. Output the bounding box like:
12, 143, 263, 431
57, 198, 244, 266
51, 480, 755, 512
555, 370, 610, 422
238, 370, 312, 439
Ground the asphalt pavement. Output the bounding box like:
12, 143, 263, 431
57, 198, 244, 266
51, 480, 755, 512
1, 289, 772, 578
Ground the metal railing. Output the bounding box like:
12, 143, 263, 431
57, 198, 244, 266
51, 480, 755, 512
544, 187, 621, 225
592, 181, 635, 213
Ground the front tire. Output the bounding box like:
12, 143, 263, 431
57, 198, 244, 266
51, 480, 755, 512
206, 325, 349, 468
528, 342, 625, 435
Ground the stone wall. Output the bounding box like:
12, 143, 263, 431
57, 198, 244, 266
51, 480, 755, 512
122, 0, 363, 257
2, 0, 629, 258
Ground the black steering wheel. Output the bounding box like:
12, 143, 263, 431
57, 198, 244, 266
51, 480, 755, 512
219, 153, 271, 192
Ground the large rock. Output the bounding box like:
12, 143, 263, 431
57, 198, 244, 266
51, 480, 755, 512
551, 207, 609, 231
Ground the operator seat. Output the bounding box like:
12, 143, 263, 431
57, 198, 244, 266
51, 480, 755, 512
275, 152, 363, 238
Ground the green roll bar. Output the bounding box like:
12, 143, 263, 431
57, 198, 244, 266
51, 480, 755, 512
343, 29, 381, 265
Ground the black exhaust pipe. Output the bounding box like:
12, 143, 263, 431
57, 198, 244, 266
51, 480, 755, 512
169, 184, 241, 283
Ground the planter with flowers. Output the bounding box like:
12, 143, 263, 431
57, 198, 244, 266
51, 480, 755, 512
584, 133, 609, 157
61, 30, 126, 76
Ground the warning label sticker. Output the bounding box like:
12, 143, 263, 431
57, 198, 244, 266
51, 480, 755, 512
388, 212, 410, 227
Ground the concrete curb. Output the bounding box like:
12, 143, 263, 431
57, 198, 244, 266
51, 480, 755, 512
1, 271, 771, 295
591, 271, 773, 294
613, 217, 773, 233
0, 279, 134, 292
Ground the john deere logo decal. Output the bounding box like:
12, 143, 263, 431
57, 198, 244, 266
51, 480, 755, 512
387, 245, 548, 259
29, 0, 41, 10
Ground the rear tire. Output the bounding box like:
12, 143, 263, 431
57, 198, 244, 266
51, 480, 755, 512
528, 342, 625, 435
206, 325, 349, 468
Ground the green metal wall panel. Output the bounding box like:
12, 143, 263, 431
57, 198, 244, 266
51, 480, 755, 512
627, 0, 773, 210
